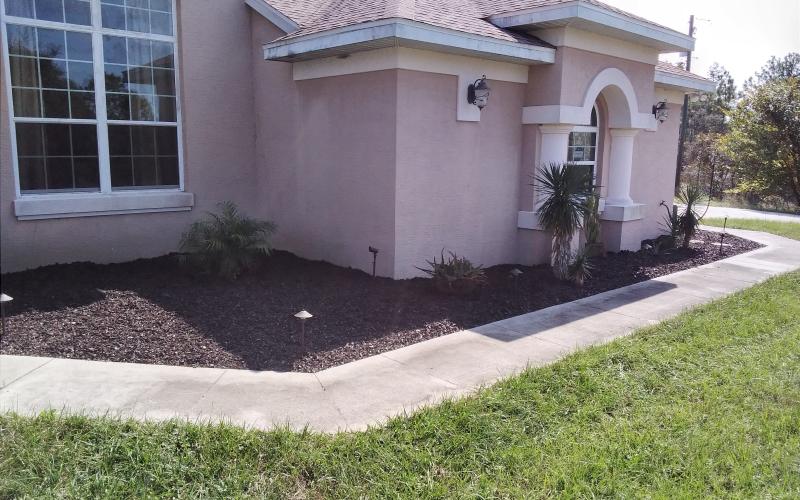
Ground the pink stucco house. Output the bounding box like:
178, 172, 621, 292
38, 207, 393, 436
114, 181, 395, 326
1, 0, 714, 278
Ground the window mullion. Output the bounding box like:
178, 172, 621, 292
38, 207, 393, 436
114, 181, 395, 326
90, 0, 111, 193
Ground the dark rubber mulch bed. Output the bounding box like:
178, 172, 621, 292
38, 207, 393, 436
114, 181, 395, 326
0, 230, 760, 373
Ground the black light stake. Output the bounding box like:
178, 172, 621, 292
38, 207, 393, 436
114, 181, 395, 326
369, 246, 380, 277
294, 310, 313, 347
719, 216, 728, 255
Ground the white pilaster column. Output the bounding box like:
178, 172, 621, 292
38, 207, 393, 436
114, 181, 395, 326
534, 124, 574, 207
605, 128, 639, 206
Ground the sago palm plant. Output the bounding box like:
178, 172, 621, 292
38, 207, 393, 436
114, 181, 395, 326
179, 201, 277, 280
534, 163, 595, 280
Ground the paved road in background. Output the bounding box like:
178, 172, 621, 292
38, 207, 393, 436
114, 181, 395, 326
693, 205, 800, 223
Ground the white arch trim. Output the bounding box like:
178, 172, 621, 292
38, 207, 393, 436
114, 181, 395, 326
522, 67, 656, 130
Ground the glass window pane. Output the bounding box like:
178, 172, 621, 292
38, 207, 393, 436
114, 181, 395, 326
103, 35, 127, 64
151, 41, 173, 68
74, 157, 100, 188
126, 7, 150, 33
127, 38, 151, 66
45, 157, 74, 189
108, 125, 131, 155
64, 0, 92, 25
152, 68, 174, 95
5, 0, 35, 18
156, 96, 175, 122
9, 56, 39, 87
130, 125, 155, 154
43, 123, 71, 155
15, 123, 45, 156
101, 4, 126, 29
70, 91, 96, 118
590, 107, 598, 127
37, 28, 66, 59
35, 0, 64, 22
71, 124, 98, 155
12, 88, 42, 117
42, 89, 70, 117
66, 32, 93, 61
158, 156, 179, 186
150, 11, 171, 35
68, 61, 94, 90
19, 157, 46, 191
6, 25, 37, 56
40, 59, 68, 88
155, 126, 177, 155
110, 156, 133, 187
128, 66, 153, 94
106, 93, 131, 120
133, 156, 157, 185
104, 64, 129, 92
150, 0, 171, 12
130, 94, 155, 121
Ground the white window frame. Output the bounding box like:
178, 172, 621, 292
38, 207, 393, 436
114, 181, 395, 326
1, 0, 189, 217
567, 105, 600, 187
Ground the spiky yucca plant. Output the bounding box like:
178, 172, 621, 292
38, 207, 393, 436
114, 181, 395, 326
179, 201, 276, 280
416, 250, 486, 295
676, 183, 709, 248
568, 249, 594, 287
534, 163, 594, 280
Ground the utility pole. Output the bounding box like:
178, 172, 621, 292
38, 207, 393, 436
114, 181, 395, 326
675, 14, 695, 192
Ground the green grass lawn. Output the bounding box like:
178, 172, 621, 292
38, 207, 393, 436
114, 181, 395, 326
2, 272, 800, 498
702, 217, 800, 241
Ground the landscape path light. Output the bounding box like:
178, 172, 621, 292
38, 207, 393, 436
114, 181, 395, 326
0, 293, 12, 351
294, 310, 313, 347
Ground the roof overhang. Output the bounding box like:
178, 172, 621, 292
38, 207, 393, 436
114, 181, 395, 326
490, 1, 695, 53
655, 70, 716, 93
264, 18, 556, 65
245, 0, 299, 34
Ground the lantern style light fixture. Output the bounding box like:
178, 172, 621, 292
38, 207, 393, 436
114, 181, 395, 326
467, 75, 491, 110
652, 101, 669, 123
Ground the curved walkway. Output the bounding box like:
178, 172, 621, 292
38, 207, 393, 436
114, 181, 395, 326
2, 228, 799, 433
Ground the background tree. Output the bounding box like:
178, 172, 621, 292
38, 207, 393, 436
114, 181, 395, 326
722, 76, 800, 207
744, 52, 800, 90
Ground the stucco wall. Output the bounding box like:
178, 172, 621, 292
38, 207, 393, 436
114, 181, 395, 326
1, 0, 259, 272
250, 16, 398, 278
394, 70, 526, 278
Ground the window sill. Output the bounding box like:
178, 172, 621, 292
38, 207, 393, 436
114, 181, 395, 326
13, 191, 195, 221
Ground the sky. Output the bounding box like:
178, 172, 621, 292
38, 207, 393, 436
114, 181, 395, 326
601, 0, 800, 88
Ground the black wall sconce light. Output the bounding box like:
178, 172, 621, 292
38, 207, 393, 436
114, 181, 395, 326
652, 101, 669, 123
467, 75, 491, 110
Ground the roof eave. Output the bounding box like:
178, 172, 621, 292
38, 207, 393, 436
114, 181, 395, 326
245, 0, 300, 35
263, 19, 556, 65
655, 71, 716, 93
490, 1, 695, 53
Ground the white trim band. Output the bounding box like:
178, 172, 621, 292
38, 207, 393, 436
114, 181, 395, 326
654, 70, 716, 93
264, 18, 556, 64
489, 1, 695, 53
14, 192, 195, 220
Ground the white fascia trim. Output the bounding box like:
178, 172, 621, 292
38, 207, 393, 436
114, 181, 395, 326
264, 18, 556, 64
490, 1, 694, 53
654, 70, 716, 93
244, 0, 299, 34
14, 191, 195, 220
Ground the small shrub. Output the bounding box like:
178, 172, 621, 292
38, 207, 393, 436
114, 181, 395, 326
179, 201, 276, 280
568, 249, 594, 287
417, 250, 486, 295
676, 184, 708, 247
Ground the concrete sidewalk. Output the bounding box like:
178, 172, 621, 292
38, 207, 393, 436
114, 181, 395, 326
2, 228, 799, 433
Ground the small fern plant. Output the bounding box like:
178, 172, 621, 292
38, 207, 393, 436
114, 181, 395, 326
179, 201, 276, 280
